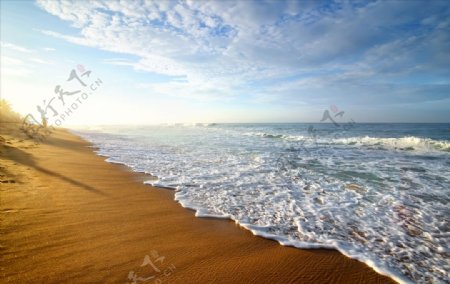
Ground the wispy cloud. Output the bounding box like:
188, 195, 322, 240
35, 0, 450, 105
0, 55, 31, 77
29, 57, 53, 65
1, 41, 34, 53
1, 51, 52, 79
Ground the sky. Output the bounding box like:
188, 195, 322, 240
1, 0, 450, 125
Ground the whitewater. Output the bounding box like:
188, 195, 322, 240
75, 123, 449, 283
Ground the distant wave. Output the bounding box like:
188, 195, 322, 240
244, 131, 450, 153
333, 136, 450, 153
243, 131, 306, 140
194, 123, 218, 127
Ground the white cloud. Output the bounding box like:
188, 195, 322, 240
103, 58, 135, 67
35, 0, 450, 105
1, 41, 34, 53
1, 55, 31, 77
2, 56, 24, 66
1, 51, 52, 80
29, 57, 53, 65
1, 67, 33, 77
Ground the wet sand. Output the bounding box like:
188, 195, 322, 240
0, 123, 395, 283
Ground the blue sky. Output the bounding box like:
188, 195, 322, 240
1, 0, 450, 124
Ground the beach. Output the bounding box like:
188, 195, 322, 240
0, 123, 395, 283
2, 1, 448, 282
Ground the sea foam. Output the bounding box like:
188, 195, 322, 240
74, 123, 450, 283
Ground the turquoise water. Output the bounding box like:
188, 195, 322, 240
76, 123, 449, 283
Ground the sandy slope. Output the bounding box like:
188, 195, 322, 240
0, 123, 395, 283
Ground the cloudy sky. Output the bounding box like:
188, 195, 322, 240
1, 0, 449, 124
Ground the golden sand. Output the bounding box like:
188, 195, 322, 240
0, 123, 395, 283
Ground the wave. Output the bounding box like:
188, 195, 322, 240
75, 127, 449, 284
173, 191, 411, 284
194, 123, 218, 127
334, 136, 450, 153
244, 131, 450, 153
243, 131, 306, 140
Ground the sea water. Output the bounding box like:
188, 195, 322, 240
74, 123, 449, 283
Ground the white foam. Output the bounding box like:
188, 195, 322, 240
74, 125, 450, 284
334, 136, 450, 153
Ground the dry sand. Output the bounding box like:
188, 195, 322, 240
0, 123, 395, 283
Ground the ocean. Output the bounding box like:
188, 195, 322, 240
75, 123, 449, 283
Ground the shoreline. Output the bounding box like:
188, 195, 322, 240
1, 124, 396, 283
